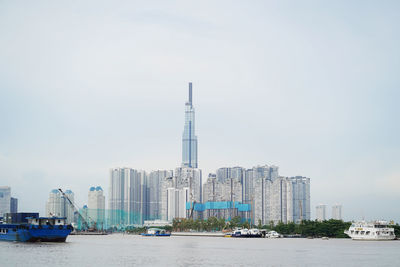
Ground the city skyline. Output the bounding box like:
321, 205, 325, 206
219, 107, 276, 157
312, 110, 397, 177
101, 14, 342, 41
0, 1, 399, 222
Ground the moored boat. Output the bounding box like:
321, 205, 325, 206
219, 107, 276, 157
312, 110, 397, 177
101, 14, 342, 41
231, 228, 263, 238
0, 213, 73, 242
265, 230, 283, 238
141, 228, 171, 237
344, 221, 396, 241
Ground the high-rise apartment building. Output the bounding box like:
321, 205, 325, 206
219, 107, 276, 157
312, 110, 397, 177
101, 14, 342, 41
88, 186, 105, 229
291, 176, 311, 223
182, 82, 198, 168
45, 189, 75, 224
268, 177, 293, 225
109, 168, 149, 226
148, 170, 173, 220
316, 204, 327, 221
332, 204, 342, 220
0, 186, 11, 217
216, 168, 231, 183
174, 167, 202, 203
231, 167, 244, 183
242, 169, 255, 204
203, 175, 242, 203
10, 197, 18, 213
160, 167, 202, 221
166, 187, 189, 221
254, 175, 310, 225
242, 165, 279, 206
109, 168, 124, 226
215, 167, 245, 184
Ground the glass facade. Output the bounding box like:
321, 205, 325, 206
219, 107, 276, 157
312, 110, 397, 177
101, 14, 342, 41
182, 82, 198, 168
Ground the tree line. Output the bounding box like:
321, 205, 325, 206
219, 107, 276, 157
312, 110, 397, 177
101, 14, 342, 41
171, 217, 355, 238
126, 217, 400, 238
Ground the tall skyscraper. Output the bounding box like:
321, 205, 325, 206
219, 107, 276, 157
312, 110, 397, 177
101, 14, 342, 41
182, 82, 198, 168
332, 204, 342, 220
316, 204, 327, 221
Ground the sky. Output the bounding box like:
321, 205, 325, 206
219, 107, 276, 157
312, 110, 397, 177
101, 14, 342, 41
0, 0, 399, 221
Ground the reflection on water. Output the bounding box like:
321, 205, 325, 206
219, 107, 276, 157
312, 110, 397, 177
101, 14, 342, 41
1, 235, 400, 266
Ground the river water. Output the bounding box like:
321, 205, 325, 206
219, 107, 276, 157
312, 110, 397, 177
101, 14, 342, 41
1, 234, 400, 266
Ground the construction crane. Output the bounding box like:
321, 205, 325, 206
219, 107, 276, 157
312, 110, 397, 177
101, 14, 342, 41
188, 191, 196, 219
189, 200, 197, 219
58, 188, 96, 231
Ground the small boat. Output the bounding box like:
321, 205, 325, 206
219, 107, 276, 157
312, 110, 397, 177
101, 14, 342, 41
141, 228, 171, 237
231, 228, 263, 238
265, 231, 283, 238
344, 221, 396, 240
0, 213, 73, 242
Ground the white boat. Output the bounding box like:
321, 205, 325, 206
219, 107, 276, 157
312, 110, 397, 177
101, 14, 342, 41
266, 231, 282, 238
231, 228, 262, 238
344, 221, 396, 240
249, 228, 261, 236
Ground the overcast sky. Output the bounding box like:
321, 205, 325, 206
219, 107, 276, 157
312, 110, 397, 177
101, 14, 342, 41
1, 1, 399, 221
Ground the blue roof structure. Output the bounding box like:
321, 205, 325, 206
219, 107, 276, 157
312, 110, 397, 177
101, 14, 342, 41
186, 201, 251, 212
90, 186, 103, 191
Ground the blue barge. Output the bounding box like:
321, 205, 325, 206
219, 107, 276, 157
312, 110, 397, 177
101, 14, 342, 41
0, 213, 73, 242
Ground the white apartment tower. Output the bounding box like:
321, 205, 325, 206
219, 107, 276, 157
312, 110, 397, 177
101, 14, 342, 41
332, 204, 342, 220
88, 186, 106, 229
166, 187, 189, 221
316, 204, 327, 221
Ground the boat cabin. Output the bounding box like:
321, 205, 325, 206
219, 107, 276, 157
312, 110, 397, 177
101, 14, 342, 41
27, 217, 67, 226
147, 228, 166, 235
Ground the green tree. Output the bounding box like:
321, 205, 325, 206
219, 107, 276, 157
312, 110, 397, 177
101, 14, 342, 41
257, 219, 262, 229
230, 216, 241, 229
207, 217, 218, 231
218, 218, 226, 231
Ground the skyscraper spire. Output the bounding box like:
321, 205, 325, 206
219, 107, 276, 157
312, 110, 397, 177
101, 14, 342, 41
182, 82, 198, 168
189, 82, 192, 105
